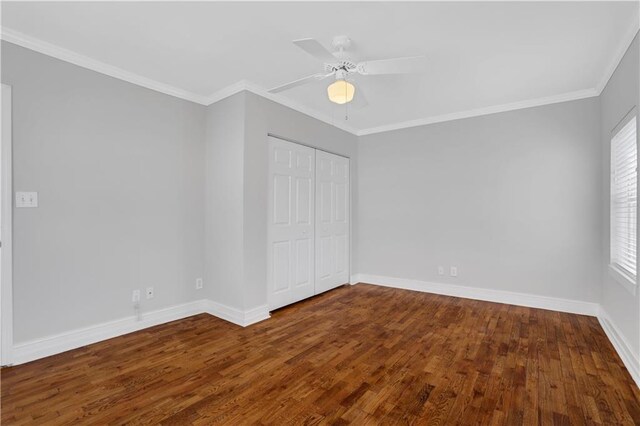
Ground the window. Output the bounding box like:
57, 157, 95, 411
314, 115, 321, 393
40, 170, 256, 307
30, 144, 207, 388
610, 114, 638, 294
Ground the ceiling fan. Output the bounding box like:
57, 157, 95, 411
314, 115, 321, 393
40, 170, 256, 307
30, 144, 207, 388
269, 35, 427, 107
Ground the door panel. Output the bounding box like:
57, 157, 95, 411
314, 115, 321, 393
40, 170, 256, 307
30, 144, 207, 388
297, 151, 313, 171
295, 238, 312, 286
295, 177, 312, 224
272, 241, 291, 293
274, 147, 291, 165
335, 234, 348, 274
273, 175, 291, 225
268, 137, 316, 310
318, 181, 331, 222
335, 183, 347, 222
319, 236, 332, 279
315, 150, 350, 294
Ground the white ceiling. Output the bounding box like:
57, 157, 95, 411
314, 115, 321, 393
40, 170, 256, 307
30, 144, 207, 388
2, 1, 639, 134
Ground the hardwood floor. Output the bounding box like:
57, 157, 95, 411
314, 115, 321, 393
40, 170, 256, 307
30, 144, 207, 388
2, 284, 639, 425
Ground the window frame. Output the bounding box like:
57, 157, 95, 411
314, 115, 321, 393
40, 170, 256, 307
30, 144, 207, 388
609, 108, 638, 296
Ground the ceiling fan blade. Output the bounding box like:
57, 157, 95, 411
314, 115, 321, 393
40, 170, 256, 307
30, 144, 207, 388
356, 56, 427, 75
293, 38, 338, 64
268, 72, 334, 93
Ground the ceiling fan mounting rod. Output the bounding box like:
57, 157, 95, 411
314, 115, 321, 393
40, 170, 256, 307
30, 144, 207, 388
331, 35, 351, 52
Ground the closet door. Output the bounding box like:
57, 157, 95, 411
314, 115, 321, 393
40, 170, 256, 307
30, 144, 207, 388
267, 137, 316, 310
315, 150, 350, 294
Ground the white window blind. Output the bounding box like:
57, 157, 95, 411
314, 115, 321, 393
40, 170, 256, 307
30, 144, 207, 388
611, 116, 638, 280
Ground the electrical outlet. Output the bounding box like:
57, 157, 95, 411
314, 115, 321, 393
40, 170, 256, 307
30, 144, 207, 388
132, 290, 141, 303
195, 278, 203, 290
437, 266, 444, 275
146, 287, 154, 299
450, 266, 458, 277
16, 192, 38, 208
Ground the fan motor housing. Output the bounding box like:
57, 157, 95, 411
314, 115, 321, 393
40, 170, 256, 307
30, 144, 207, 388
324, 60, 357, 73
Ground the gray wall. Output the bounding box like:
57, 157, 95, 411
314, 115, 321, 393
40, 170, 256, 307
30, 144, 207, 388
357, 98, 603, 303
3, 38, 359, 344
2, 42, 206, 343
5, 32, 637, 359
600, 34, 639, 356
204, 92, 246, 309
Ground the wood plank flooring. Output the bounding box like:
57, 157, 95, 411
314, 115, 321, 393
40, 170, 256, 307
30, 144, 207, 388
2, 284, 639, 425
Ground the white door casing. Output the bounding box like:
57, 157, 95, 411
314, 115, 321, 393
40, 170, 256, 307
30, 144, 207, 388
267, 137, 316, 310
315, 150, 350, 294
1, 84, 13, 366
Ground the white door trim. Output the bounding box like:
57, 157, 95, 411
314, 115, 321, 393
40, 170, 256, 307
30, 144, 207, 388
267, 133, 353, 286
267, 133, 351, 159
267, 135, 351, 310
1, 84, 13, 366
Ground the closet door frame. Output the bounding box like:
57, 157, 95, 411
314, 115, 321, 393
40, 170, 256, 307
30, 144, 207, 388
266, 134, 351, 311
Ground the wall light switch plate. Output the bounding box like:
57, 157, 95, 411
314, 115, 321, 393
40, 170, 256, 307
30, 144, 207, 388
450, 266, 458, 277
195, 278, 203, 290
437, 266, 444, 275
146, 287, 154, 299
16, 192, 38, 208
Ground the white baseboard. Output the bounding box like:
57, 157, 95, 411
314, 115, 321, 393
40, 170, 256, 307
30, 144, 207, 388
354, 273, 600, 316
244, 304, 271, 326
598, 307, 640, 388
11, 300, 207, 366
8, 299, 271, 366
356, 273, 640, 388
8, 279, 638, 391
205, 301, 270, 327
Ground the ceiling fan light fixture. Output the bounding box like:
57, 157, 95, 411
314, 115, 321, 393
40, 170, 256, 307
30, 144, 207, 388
327, 79, 355, 104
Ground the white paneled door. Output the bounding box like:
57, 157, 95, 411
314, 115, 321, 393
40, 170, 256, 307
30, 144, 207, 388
267, 137, 350, 310
267, 137, 316, 310
315, 150, 350, 294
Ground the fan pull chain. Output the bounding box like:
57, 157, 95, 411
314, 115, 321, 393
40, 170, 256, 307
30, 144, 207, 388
344, 80, 349, 121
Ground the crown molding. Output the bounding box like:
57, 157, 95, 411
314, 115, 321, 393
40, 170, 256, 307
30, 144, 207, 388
203, 80, 248, 105
357, 88, 599, 136
0, 28, 359, 135
595, 19, 640, 95
3, 20, 637, 138
1, 28, 211, 105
